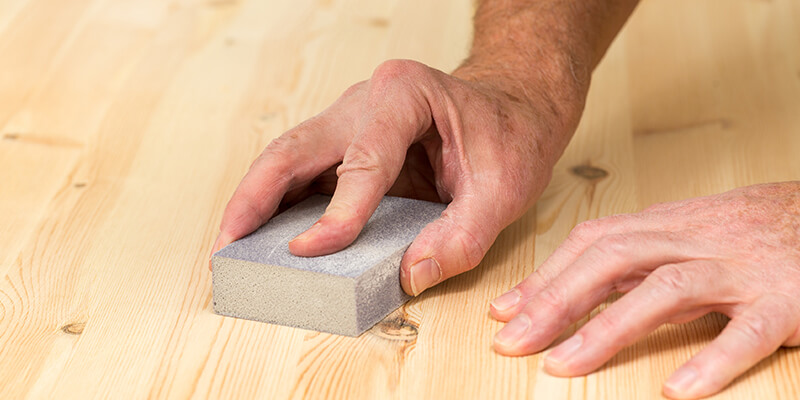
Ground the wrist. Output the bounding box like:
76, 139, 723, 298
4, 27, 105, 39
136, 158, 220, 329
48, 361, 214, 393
452, 52, 589, 107
451, 51, 589, 160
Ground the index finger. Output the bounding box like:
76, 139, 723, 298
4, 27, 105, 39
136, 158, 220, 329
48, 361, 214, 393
210, 117, 348, 261
287, 61, 434, 256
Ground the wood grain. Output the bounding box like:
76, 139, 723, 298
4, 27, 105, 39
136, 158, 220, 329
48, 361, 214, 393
1, 0, 798, 398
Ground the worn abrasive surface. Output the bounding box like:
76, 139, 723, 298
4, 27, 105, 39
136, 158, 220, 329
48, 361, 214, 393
212, 195, 445, 336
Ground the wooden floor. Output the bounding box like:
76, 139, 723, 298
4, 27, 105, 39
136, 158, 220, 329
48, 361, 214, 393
1, 0, 799, 398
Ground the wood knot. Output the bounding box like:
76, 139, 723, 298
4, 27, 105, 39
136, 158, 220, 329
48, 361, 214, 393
61, 322, 86, 335
371, 316, 418, 341
3, 133, 19, 140
571, 165, 608, 181
259, 112, 279, 121
207, 0, 237, 7
365, 17, 389, 28
73, 182, 87, 188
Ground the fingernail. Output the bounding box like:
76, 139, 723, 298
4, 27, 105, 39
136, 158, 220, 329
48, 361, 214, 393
291, 222, 322, 243
491, 289, 521, 312
409, 258, 441, 296
665, 366, 700, 395
546, 334, 583, 367
494, 314, 531, 346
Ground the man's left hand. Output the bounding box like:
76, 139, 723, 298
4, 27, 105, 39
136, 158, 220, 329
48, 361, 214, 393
489, 181, 800, 399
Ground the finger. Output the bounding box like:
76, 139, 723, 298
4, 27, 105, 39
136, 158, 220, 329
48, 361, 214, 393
492, 231, 701, 355
289, 61, 433, 256
490, 215, 666, 320
211, 118, 347, 258
399, 196, 501, 296
209, 81, 371, 267
543, 260, 737, 376
491, 229, 697, 323
662, 296, 800, 399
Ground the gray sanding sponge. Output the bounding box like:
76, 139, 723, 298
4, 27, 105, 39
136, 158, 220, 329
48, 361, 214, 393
212, 195, 445, 337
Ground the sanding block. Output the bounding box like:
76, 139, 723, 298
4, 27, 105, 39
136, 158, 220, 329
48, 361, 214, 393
211, 195, 445, 336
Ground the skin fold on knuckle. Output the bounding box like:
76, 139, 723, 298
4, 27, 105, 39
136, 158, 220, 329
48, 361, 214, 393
251, 134, 307, 179
517, 270, 549, 298
223, 165, 291, 225
236, 170, 292, 211
730, 314, 777, 356
587, 311, 624, 342
458, 231, 486, 271
567, 219, 605, 246
533, 286, 569, 320
589, 233, 636, 262
440, 214, 490, 272
218, 198, 269, 242
770, 293, 800, 347
272, 116, 327, 149
337, 146, 397, 190
650, 263, 694, 291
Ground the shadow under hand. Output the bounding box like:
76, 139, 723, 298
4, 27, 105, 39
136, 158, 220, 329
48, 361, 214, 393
594, 310, 800, 395
419, 204, 539, 300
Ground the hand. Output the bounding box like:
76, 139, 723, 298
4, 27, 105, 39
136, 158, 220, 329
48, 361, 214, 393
489, 182, 800, 398
210, 59, 586, 295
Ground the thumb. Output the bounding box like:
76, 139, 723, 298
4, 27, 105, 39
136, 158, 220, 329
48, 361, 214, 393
400, 196, 502, 296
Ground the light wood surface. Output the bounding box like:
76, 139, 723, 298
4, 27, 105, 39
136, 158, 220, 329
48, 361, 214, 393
1, 0, 799, 398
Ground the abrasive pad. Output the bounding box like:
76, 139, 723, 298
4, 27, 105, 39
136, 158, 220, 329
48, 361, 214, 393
212, 195, 445, 336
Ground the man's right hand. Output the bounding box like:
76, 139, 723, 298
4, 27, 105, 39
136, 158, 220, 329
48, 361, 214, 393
210, 58, 587, 296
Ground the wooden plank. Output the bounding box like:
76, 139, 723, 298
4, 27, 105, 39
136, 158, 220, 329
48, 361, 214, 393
0, 0, 798, 398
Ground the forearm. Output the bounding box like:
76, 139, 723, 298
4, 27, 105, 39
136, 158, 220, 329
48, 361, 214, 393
453, 0, 639, 153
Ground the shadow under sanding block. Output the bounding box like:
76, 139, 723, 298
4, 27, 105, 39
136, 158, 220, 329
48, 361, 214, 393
211, 195, 445, 337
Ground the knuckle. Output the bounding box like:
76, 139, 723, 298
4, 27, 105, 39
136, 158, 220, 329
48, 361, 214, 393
262, 137, 293, 159
518, 270, 547, 295
457, 226, 486, 268
252, 150, 293, 180
590, 311, 621, 337
340, 145, 381, 172
221, 195, 268, 233
535, 287, 568, 316
645, 264, 690, 296
338, 146, 393, 188
259, 126, 311, 165
591, 234, 632, 260
371, 59, 424, 85
731, 315, 773, 352
568, 219, 610, 245
439, 212, 489, 269
340, 80, 367, 98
